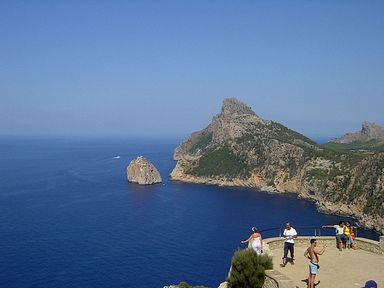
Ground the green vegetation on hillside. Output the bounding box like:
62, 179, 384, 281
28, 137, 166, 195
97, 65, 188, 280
188, 147, 251, 179
305, 168, 329, 180
270, 121, 317, 146
360, 155, 384, 216
188, 130, 213, 153
222, 131, 382, 214
364, 191, 384, 216
322, 140, 384, 153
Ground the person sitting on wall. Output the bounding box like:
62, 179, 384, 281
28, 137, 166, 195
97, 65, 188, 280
344, 221, 357, 249
322, 221, 347, 251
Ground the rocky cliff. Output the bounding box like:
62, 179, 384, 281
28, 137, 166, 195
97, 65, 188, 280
332, 121, 384, 144
171, 98, 384, 233
127, 156, 162, 185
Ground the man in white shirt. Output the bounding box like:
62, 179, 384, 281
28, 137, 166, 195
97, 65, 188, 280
280, 222, 297, 267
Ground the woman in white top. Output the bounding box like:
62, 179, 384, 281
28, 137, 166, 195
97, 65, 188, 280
241, 227, 263, 255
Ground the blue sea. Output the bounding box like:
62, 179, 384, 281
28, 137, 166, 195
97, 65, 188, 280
0, 136, 379, 288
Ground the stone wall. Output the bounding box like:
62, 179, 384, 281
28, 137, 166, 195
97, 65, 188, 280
264, 270, 294, 288
354, 237, 382, 254
263, 274, 279, 288
263, 236, 383, 255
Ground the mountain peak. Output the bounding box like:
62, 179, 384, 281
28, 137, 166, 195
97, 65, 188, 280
221, 98, 257, 117
332, 121, 384, 143
362, 121, 384, 137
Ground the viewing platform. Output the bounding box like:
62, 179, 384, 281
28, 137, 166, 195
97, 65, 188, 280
262, 235, 384, 288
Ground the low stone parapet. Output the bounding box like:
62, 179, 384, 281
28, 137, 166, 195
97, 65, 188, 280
263, 236, 383, 255
264, 270, 294, 288
354, 237, 382, 254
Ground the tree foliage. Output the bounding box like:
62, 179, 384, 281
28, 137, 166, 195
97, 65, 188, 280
228, 249, 273, 288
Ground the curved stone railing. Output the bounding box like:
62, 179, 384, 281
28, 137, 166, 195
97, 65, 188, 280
354, 236, 384, 254
263, 235, 384, 255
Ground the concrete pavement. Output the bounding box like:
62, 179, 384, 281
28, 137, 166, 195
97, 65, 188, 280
270, 245, 384, 288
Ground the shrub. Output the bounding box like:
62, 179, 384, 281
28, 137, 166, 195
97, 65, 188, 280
176, 281, 208, 288
178, 282, 191, 288
227, 249, 273, 288
188, 131, 213, 153
177, 282, 191, 288
257, 254, 273, 270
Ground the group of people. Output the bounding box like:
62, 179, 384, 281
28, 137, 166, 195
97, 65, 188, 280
322, 220, 357, 250
241, 222, 320, 287
240, 222, 299, 265
240, 221, 376, 288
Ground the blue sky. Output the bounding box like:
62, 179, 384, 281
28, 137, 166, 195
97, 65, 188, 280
1, 1, 383, 139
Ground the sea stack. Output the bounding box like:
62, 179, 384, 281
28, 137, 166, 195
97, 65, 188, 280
127, 156, 162, 185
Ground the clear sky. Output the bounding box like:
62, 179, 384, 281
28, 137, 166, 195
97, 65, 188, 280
1, 0, 383, 139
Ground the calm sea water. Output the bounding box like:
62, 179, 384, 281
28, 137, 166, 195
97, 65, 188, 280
0, 136, 379, 288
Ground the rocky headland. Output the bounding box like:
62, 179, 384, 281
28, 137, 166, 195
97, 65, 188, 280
170, 98, 384, 233
127, 156, 162, 185
332, 121, 384, 144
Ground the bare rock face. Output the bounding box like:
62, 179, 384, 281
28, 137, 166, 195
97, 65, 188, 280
127, 156, 162, 185
332, 121, 384, 143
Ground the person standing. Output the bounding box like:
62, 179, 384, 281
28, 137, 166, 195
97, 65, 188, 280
304, 239, 326, 288
241, 226, 263, 255
280, 222, 297, 267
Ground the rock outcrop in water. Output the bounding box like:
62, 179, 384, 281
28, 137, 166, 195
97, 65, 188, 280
127, 156, 162, 185
171, 98, 384, 233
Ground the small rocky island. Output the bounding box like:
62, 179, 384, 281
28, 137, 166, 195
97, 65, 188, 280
127, 156, 162, 185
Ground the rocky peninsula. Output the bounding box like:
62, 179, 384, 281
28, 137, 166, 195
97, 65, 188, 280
171, 98, 384, 233
127, 156, 162, 185
331, 121, 384, 144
